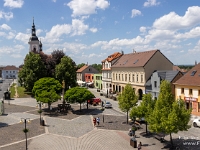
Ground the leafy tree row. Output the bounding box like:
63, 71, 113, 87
119, 81, 191, 148
19, 50, 77, 92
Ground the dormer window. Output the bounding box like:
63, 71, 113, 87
191, 70, 197, 76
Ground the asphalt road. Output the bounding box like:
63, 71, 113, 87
0, 79, 13, 99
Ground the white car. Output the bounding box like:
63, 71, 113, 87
104, 101, 112, 108
193, 119, 200, 127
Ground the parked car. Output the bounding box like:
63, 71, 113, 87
193, 119, 200, 127
104, 101, 112, 108
88, 98, 101, 105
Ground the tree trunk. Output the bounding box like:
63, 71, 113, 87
126, 111, 128, 124
170, 132, 173, 148
145, 121, 148, 134
80, 103, 82, 112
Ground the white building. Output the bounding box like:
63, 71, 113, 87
2, 65, 19, 79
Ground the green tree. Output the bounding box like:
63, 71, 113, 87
55, 56, 77, 90
147, 80, 191, 147
18, 52, 46, 92
64, 87, 95, 111
130, 93, 156, 134
32, 77, 62, 109
118, 84, 138, 124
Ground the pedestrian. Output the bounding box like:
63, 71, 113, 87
93, 117, 96, 127
138, 141, 142, 150
96, 117, 100, 126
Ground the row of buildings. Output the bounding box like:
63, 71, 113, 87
76, 49, 200, 116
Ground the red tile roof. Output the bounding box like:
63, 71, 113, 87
101, 52, 122, 63
174, 63, 200, 86
3, 65, 19, 70
76, 65, 89, 73
112, 50, 159, 68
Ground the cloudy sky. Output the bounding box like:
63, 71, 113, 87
0, 0, 200, 67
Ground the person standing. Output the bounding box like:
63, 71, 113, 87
93, 117, 96, 127
138, 141, 142, 150
96, 117, 100, 126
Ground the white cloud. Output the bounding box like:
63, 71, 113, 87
131, 9, 142, 18
66, 0, 109, 17
71, 19, 89, 36
144, 0, 160, 7
0, 24, 11, 30
7, 32, 15, 39
90, 28, 98, 33
140, 26, 146, 33
153, 6, 200, 30
4, 0, 24, 8
15, 32, 30, 43
0, 11, 13, 20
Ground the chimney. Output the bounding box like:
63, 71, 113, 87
133, 49, 136, 53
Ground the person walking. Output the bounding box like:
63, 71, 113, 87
93, 117, 96, 127
96, 117, 100, 126
138, 141, 142, 150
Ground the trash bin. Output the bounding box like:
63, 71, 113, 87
4, 91, 10, 100
41, 119, 45, 126
130, 137, 137, 148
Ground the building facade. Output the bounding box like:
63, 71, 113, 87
101, 52, 122, 93
146, 70, 183, 99
76, 65, 99, 82
94, 73, 102, 89
2, 65, 19, 79
174, 63, 200, 116
111, 50, 173, 99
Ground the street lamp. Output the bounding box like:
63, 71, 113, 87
20, 118, 30, 150
36, 102, 44, 125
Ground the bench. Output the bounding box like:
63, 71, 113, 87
153, 133, 165, 142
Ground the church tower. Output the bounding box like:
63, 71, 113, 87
28, 18, 42, 52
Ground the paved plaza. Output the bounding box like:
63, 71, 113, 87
0, 97, 200, 150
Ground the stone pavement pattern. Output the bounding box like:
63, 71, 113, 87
3, 97, 199, 150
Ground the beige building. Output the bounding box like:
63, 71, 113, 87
111, 49, 173, 99
174, 63, 200, 116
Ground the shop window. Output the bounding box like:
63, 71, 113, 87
189, 89, 192, 95
181, 88, 184, 94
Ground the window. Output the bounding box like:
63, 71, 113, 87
10, 71, 11, 73
122, 74, 123, 81
191, 70, 197, 76
125, 74, 127, 81
199, 90, 200, 96
89, 69, 91, 71
132, 74, 135, 82
88, 76, 90, 79
189, 89, 192, 95
13, 71, 15, 73
181, 88, 184, 94
6, 71, 8, 73
141, 75, 143, 83
154, 81, 157, 88
136, 74, 138, 82
113, 73, 115, 80
116, 74, 117, 80
119, 74, 120, 81
129, 74, 131, 82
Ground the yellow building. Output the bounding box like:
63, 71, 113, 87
174, 63, 200, 116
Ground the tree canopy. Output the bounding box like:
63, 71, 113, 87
130, 93, 156, 133
55, 56, 77, 90
147, 80, 191, 147
118, 84, 138, 124
18, 52, 46, 92
64, 87, 95, 111
32, 77, 62, 109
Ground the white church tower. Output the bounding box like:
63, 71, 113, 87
28, 18, 42, 52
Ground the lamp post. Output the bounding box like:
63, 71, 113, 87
20, 118, 30, 150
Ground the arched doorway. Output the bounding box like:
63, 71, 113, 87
138, 89, 143, 100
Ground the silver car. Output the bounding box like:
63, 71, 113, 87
104, 101, 112, 108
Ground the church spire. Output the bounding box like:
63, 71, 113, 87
32, 17, 36, 36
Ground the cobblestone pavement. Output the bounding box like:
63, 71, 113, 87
1, 98, 200, 150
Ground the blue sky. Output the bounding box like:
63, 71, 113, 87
0, 0, 200, 67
